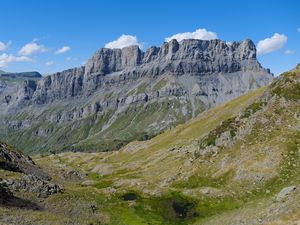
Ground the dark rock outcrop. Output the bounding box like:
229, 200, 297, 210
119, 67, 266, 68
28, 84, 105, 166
0, 142, 63, 198
0, 142, 49, 180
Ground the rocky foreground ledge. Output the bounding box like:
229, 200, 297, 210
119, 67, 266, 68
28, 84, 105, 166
0, 142, 63, 201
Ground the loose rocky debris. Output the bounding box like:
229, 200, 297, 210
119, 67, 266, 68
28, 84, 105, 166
2, 174, 64, 198
61, 168, 86, 181
0, 178, 41, 210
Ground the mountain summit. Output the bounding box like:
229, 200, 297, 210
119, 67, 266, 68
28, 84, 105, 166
0, 39, 273, 153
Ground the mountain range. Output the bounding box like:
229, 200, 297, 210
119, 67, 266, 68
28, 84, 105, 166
0, 39, 272, 153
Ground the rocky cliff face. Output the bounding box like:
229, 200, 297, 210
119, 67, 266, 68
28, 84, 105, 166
0, 39, 273, 153
15, 39, 269, 105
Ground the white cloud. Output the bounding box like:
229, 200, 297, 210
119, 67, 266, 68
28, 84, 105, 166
165, 28, 218, 42
18, 40, 48, 56
45, 61, 54, 66
55, 46, 71, 55
298, 27, 300, 32
104, 34, 142, 49
0, 53, 32, 68
0, 41, 11, 52
284, 50, 295, 55
65, 57, 77, 61
257, 33, 287, 55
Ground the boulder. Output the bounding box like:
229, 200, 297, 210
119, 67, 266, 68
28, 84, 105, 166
276, 186, 297, 202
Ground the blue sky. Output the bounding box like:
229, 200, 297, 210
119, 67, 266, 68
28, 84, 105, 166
0, 0, 299, 75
